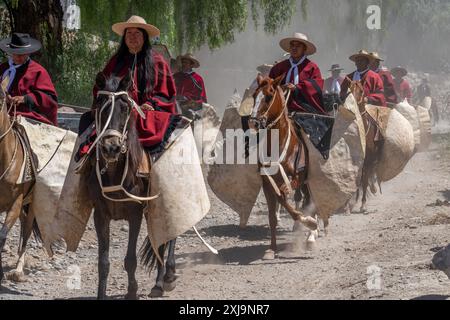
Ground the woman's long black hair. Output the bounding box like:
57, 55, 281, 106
113, 28, 154, 98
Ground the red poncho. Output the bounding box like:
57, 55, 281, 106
340, 70, 387, 107
173, 71, 207, 104
0, 59, 58, 126
269, 58, 326, 114
93, 51, 177, 148
393, 78, 413, 103
377, 69, 398, 104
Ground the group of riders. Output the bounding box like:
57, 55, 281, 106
0, 14, 440, 296
1, 15, 434, 159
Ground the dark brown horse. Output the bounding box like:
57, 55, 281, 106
249, 74, 317, 260
347, 79, 383, 213
0, 88, 40, 285
86, 73, 176, 299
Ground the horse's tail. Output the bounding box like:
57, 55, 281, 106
32, 218, 42, 243
139, 237, 158, 273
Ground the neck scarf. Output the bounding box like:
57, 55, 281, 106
331, 78, 341, 93
286, 56, 306, 85
1, 57, 30, 92
353, 68, 369, 81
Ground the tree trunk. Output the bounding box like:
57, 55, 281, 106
8, 0, 63, 77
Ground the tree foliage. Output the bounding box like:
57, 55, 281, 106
1, 0, 450, 105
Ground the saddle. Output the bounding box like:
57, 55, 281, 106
13, 121, 39, 184
290, 112, 335, 160
364, 105, 391, 142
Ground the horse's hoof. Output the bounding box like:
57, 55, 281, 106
262, 249, 276, 260
163, 280, 177, 292
303, 216, 318, 230
306, 240, 316, 251
125, 292, 139, 300
6, 271, 26, 283
239, 224, 247, 230
149, 286, 164, 298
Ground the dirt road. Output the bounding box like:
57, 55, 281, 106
1, 133, 450, 300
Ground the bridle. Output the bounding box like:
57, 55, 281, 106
249, 81, 295, 196
93, 90, 158, 203
0, 94, 19, 181
0, 93, 17, 141
249, 83, 291, 130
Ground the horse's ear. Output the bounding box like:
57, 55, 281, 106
118, 72, 132, 92
273, 73, 285, 87
95, 72, 107, 90
345, 76, 352, 83
256, 73, 264, 86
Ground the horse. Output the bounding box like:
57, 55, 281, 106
249, 74, 318, 260
346, 79, 383, 213
85, 72, 177, 299
0, 88, 41, 285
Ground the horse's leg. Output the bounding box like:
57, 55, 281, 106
323, 218, 330, 236
124, 212, 142, 300
299, 187, 319, 248
94, 209, 110, 300
262, 181, 278, 260
275, 203, 281, 224
6, 206, 34, 282
275, 193, 317, 231
360, 169, 369, 213
163, 239, 177, 292
0, 194, 24, 286
149, 244, 167, 298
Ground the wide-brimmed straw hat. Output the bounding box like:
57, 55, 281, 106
328, 63, 344, 72
349, 49, 372, 62
112, 15, 160, 37
256, 64, 273, 74
279, 33, 317, 55
369, 51, 384, 62
391, 66, 408, 77
176, 53, 200, 68
0, 33, 41, 55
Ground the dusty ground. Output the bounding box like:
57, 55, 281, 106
1, 130, 450, 300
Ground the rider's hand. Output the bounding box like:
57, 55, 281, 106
7, 95, 26, 107
283, 83, 296, 92
141, 103, 154, 111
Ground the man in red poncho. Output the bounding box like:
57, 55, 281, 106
269, 32, 326, 115
369, 52, 398, 105
391, 66, 413, 103
78, 15, 179, 157
0, 33, 58, 126
340, 49, 386, 107
174, 53, 207, 106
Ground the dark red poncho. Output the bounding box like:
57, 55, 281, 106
0, 59, 58, 125
269, 58, 326, 114
173, 71, 207, 104
340, 70, 387, 107
93, 50, 177, 148
394, 78, 413, 103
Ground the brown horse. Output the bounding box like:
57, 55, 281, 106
85, 73, 177, 299
347, 79, 383, 213
0, 88, 40, 286
249, 74, 317, 260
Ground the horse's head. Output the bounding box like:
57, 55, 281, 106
249, 74, 286, 130
347, 77, 366, 109
93, 72, 141, 164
